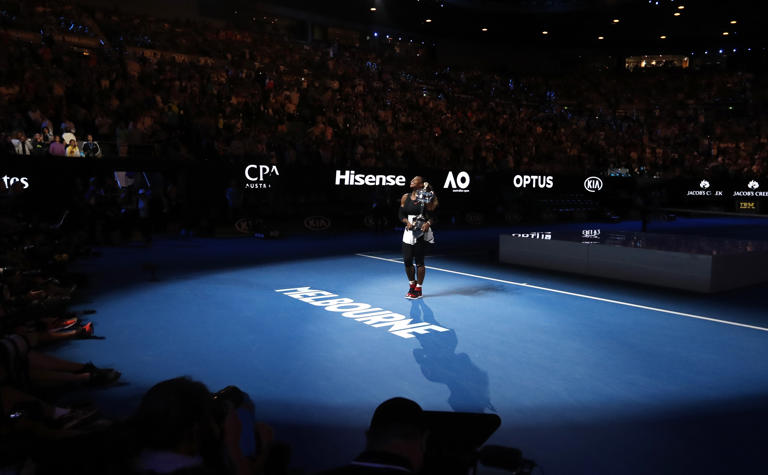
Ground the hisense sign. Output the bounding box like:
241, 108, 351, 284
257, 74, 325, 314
334, 170, 406, 186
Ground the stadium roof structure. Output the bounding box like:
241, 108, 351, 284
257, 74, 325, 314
249, 0, 761, 50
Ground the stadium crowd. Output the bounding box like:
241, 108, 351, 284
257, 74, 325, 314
2, 1, 768, 474
1, 0, 766, 178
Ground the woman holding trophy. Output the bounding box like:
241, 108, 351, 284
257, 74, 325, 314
399, 176, 438, 299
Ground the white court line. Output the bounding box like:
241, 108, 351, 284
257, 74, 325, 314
356, 253, 768, 333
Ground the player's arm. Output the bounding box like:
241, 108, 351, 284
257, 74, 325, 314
399, 194, 412, 229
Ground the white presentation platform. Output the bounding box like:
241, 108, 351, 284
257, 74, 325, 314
499, 230, 768, 293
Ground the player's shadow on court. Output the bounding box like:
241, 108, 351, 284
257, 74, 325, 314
425, 284, 508, 298
409, 299, 495, 413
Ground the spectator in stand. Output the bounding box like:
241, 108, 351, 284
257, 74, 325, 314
41, 126, 53, 143
66, 139, 82, 157
82, 134, 102, 158
320, 397, 428, 475
30, 133, 48, 156
62, 131, 77, 147
12, 133, 32, 156
48, 136, 66, 156
0, 0, 766, 177
0, 134, 14, 157
60, 120, 76, 135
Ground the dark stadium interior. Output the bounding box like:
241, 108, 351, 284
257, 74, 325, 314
1, 0, 768, 474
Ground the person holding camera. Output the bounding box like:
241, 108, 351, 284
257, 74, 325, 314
399, 177, 438, 300
131, 377, 277, 475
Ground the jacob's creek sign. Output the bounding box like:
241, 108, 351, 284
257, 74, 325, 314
686, 180, 723, 197
275, 287, 449, 339
335, 170, 406, 186
733, 180, 768, 197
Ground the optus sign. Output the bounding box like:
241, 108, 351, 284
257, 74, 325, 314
513, 175, 554, 189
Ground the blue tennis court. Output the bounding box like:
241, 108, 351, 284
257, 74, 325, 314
53, 219, 768, 475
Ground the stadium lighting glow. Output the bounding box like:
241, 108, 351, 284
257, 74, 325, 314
659, 35, 667, 39
370, 7, 376, 11
612, 19, 620, 23
598, 36, 605, 40
542, 31, 549, 35
481, 28, 488, 32
674, 12, 681, 16
425, 19, 432, 23
678, 5, 685, 9
730, 20, 737, 24
722, 31, 729, 36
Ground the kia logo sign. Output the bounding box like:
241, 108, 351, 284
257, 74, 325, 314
233, 217, 264, 234
234, 218, 251, 234
583, 176, 603, 193
304, 216, 331, 231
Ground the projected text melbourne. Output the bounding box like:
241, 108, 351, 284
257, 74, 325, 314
275, 287, 449, 339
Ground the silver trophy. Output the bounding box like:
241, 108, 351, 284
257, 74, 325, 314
411, 183, 434, 240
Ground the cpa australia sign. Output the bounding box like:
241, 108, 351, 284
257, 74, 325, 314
583, 176, 603, 193
244, 164, 279, 189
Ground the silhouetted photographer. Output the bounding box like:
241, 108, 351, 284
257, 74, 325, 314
319, 397, 535, 475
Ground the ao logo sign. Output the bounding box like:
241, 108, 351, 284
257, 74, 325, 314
2, 175, 30, 189
443, 171, 470, 192
583, 176, 603, 193
244, 165, 279, 189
